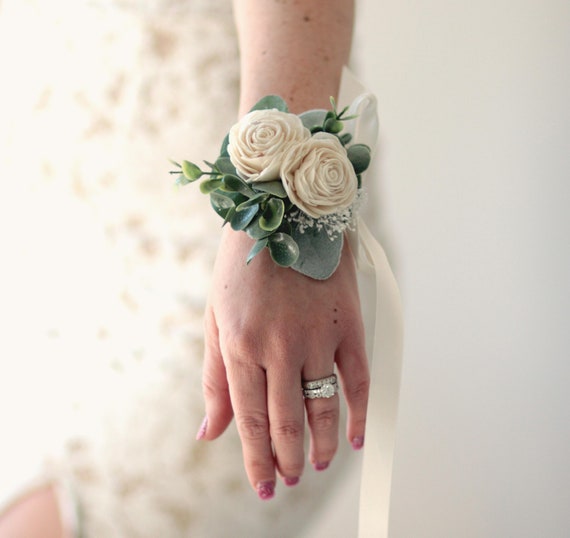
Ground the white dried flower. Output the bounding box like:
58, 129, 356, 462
227, 109, 310, 182
280, 133, 358, 218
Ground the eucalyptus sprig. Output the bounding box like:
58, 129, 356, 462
171, 131, 299, 267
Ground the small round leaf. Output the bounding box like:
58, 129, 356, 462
260, 198, 285, 231
268, 233, 300, 267
347, 144, 371, 175
231, 204, 259, 231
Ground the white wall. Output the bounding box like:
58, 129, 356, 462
354, 1, 570, 536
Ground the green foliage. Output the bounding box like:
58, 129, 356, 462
214, 157, 237, 175
249, 95, 288, 113
245, 218, 274, 240
299, 110, 327, 132
324, 117, 344, 133
230, 204, 259, 231
290, 224, 343, 280
236, 193, 269, 211
219, 133, 230, 157
175, 174, 191, 187
210, 191, 235, 219
221, 174, 256, 197
182, 160, 203, 181
246, 238, 268, 264
259, 198, 285, 232
199, 178, 223, 194
268, 233, 300, 267
252, 180, 288, 198
347, 144, 371, 174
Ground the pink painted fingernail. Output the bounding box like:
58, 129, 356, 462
352, 435, 365, 450
314, 461, 329, 471
257, 481, 275, 500
284, 476, 300, 487
196, 416, 208, 440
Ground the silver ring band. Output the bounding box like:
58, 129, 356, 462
302, 374, 338, 399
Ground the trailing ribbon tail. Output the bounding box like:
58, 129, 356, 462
339, 67, 405, 538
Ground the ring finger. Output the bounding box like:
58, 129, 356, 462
303, 369, 340, 471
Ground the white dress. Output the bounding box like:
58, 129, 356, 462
0, 1, 363, 536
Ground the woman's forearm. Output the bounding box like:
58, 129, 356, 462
233, 0, 355, 115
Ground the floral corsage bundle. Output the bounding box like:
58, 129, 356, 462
172, 95, 371, 280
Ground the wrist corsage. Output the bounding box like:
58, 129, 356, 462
171, 95, 371, 280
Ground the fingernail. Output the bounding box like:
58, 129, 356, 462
257, 481, 275, 500
284, 476, 300, 487
196, 416, 208, 440
352, 435, 365, 450
314, 461, 329, 471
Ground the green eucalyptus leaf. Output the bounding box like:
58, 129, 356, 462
339, 133, 353, 146
268, 233, 300, 267
259, 198, 285, 231
245, 218, 273, 240
222, 206, 236, 227
230, 204, 259, 231
249, 95, 288, 113
220, 133, 230, 157
347, 144, 372, 174
221, 174, 256, 196
199, 178, 224, 194
210, 191, 235, 219
237, 194, 268, 211
246, 238, 269, 264
175, 174, 191, 187
181, 160, 203, 181
252, 180, 288, 198
215, 156, 237, 175
324, 118, 344, 134
299, 109, 327, 131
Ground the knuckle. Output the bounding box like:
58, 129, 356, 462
272, 421, 304, 443
224, 329, 260, 361
309, 407, 339, 432
345, 377, 370, 404
236, 413, 269, 441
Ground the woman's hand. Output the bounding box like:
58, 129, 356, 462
199, 226, 369, 499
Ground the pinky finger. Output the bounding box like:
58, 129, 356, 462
335, 339, 370, 450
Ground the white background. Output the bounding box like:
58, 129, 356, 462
355, 0, 570, 536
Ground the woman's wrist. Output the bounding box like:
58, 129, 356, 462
234, 0, 354, 115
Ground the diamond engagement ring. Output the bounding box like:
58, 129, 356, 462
302, 374, 339, 399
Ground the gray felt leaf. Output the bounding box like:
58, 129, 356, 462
290, 225, 343, 280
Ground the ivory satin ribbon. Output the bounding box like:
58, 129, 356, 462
339, 68, 405, 538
